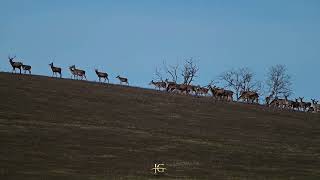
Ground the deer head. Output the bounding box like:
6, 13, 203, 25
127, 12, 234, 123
8, 55, 16, 62
311, 99, 318, 104
299, 97, 304, 102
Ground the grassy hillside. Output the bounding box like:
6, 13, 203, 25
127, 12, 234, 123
0, 72, 319, 180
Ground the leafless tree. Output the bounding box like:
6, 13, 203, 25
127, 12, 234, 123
163, 61, 179, 83
154, 67, 164, 82
181, 58, 199, 85
153, 58, 199, 84
220, 67, 261, 100
266, 64, 292, 98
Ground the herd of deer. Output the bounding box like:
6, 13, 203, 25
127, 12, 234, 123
150, 79, 258, 102
7, 55, 319, 113
266, 95, 320, 113
149, 79, 319, 113
8, 56, 129, 85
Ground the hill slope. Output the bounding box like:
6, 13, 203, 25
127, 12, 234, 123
0, 72, 320, 180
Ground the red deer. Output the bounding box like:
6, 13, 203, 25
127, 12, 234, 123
291, 99, 301, 111
209, 86, 229, 101
21, 64, 32, 74
239, 91, 259, 104
95, 69, 109, 83
224, 90, 234, 102
311, 99, 319, 113
298, 97, 311, 112
49, 62, 62, 78
196, 86, 209, 96
8, 55, 22, 74
269, 96, 290, 109
165, 79, 177, 92
209, 86, 223, 100
149, 80, 166, 90
284, 95, 295, 110
116, 75, 129, 85
265, 95, 272, 106
69, 65, 86, 80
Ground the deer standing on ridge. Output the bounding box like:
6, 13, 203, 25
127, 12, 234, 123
95, 69, 109, 83
8, 55, 22, 74
116, 75, 129, 85
69, 65, 86, 80
49, 62, 62, 78
298, 97, 311, 112
22, 64, 32, 74
149, 80, 166, 90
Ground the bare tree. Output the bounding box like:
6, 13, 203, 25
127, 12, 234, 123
154, 67, 164, 82
220, 67, 261, 100
181, 58, 199, 85
266, 64, 292, 98
163, 61, 179, 83
153, 58, 199, 84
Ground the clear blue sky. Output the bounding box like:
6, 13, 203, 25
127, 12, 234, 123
1, 0, 319, 100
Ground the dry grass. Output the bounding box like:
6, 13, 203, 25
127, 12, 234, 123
0, 72, 320, 180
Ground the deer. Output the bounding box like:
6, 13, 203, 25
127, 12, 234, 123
149, 80, 166, 90
196, 85, 209, 96
8, 55, 23, 74
239, 91, 259, 104
265, 95, 272, 106
209, 85, 226, 100
284, 96, 295, 110
298, 97, 311, 112
269, 96, 290, 109
174, 84, 188, 94
69, 65, 86, 80
165, 79, 178, 92
223, 90, 234, 102
311, 99, 319, 112
21, 64, 32, 74
95, 69, 109, 83
116, 75, 129, 85
291, 99, 301, 111
49, 62, 62, 78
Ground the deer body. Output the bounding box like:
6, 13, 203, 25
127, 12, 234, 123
49, 63, 62, 78
8, 56, 23, 74
22, 64, 32, 74
95, 69, 109, 83
239, 91, 259, 104
116, 75, 129, 85
165, 79, 177, 92
150, 80, 166, 90
69, 65, 86, 80
299, 97, 311, 112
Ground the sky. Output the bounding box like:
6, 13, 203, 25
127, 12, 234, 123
1, 0, 320, 100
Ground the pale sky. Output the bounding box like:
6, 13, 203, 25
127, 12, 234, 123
1, 0, 320, 100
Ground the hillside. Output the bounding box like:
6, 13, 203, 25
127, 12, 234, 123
0, 72, 319, 180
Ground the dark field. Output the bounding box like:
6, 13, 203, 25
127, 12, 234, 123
0, 72, 320, 180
